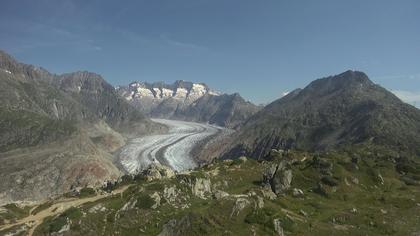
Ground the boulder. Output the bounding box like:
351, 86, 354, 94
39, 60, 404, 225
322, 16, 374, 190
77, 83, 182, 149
271, 169, 293, 194
263, 160, 293, 195
292, 188, 304, 198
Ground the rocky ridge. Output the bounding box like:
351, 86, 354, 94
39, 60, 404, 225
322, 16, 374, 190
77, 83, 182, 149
0, 49, 163, 204
117, 81, 260, 129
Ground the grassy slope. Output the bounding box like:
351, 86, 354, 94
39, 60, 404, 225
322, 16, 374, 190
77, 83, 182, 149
0, 146, 414, 235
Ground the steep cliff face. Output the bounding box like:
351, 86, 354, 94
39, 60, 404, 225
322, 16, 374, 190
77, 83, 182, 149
117, 81, 260, 129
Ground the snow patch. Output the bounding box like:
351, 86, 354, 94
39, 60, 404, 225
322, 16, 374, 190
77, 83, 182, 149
162, 88, 174, 98
174, 88, 188, 99
2, 69, 12, 74
135, 87, 155, 98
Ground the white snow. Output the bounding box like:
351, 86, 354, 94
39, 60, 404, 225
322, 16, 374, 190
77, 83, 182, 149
136, 87, 155, 98
187, 84, 207, 101
119, 119, 224, 173
174, 88, 188, 99
208, 90, 221, 96
162, 88, 174, 98
2, 69, 12, 74
129, 82, 141, 88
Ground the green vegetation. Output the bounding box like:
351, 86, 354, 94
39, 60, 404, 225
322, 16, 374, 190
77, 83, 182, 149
0, 109, 76, 152
24, 146, 420, 235
79, 187, 96, 198
0, 203, 30, 225
135, 194, 155, 209
31, 201, 53, 215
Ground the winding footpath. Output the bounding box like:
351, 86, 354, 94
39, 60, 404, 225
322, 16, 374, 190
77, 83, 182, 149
0, 185, 131, 236
119, 119, 223, 173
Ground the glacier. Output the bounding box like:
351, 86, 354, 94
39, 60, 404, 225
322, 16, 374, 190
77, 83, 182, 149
119, 119, 224, 173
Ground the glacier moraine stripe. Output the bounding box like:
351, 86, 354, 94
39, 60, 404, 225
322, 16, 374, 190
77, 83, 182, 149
119, 119, 223, 173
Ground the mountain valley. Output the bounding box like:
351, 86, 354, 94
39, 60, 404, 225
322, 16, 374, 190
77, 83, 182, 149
1, 51, 420, 236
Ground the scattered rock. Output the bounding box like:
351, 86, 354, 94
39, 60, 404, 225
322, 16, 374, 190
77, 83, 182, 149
256, 196, 264, 209
150, 192, 161, 209
163, 186, 178, 203
230, 198, 250, 217
238, 156, 248, 162
292, 188, 304, 198
378, 173, 384, 185
350, 176, 359, 185
120, 198, 137, 211
213, 190, 229, 200
273, 218, 285, 236
344, 177, 351, 186
88, 203, 107, 213
261, 187, 277, 200
350, 207, 357, 213
299, 209, 308, 217
380, 209, 387, 214
247, 191, 257, 197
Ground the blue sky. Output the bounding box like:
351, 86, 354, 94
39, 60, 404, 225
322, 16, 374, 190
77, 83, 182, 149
1, 0, 420, 105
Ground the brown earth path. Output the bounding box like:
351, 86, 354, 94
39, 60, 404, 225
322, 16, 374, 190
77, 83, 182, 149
0, 185, 131, 236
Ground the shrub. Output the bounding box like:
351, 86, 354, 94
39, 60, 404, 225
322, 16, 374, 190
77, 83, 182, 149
135, 194, 155, 209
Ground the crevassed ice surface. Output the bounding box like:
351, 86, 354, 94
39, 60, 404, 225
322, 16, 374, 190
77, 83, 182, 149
119, 119, 223, 173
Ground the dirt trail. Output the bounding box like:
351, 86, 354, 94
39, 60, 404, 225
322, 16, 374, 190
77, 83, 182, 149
0, 185, 131, 236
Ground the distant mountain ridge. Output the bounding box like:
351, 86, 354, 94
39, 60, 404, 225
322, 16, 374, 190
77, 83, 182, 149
220, 70, 420, 159
118, 81, 260, 129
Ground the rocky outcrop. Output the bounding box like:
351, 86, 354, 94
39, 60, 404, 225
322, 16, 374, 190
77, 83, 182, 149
263, 160, 293, 195
150, 192, 161, 209
230, 198, 250, 217
141, 163, 175, 181
191, 178, 212, 199
177, 175, 212, 199
213, 190, 229, 200
273, 219, 285, 236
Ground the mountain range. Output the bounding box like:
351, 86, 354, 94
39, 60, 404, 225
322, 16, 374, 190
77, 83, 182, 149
1, 50, 420, 235
0, 50, 258, 204
117, 81, 260, 129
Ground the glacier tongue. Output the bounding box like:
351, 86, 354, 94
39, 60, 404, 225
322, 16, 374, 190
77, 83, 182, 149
119, 119, 223, 173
